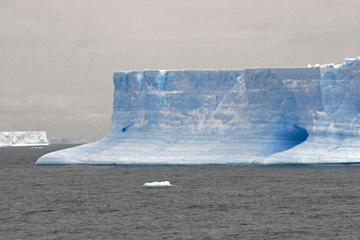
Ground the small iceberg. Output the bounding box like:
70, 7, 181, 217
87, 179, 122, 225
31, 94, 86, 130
143, 181, 173, 187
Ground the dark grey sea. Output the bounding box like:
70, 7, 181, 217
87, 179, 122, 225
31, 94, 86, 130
1, 145, 360, 239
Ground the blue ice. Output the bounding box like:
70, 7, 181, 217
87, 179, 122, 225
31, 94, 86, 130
36, 57, 360, 165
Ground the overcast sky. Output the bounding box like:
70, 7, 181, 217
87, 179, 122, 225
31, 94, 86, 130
0, 0, 359, 140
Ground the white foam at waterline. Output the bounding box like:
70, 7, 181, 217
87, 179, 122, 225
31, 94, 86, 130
143, 181, 173, 187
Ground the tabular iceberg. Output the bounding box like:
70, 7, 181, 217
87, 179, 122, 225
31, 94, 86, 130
36, 57, 360, 165
0, 131, 49, 147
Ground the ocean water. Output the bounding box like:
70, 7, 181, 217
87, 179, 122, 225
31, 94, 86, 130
1, 145, 360, 239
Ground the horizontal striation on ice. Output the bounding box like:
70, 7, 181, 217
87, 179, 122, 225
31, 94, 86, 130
36, 57, 360, 165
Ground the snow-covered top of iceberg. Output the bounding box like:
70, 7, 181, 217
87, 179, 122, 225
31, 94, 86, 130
308, 56, 360, 69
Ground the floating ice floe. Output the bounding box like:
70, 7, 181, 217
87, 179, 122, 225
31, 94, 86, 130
143, 181, 173, 187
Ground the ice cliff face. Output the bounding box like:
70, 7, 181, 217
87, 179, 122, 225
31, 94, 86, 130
265, 57, 360, 163
36, 57, 360, 165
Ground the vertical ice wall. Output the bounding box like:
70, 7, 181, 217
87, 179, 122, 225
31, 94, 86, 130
36, 57, 360, 165
111, 69, 321, 133
266, 57, 360, 163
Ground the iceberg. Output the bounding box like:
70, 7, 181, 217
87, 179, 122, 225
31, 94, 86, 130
0, 131, 49, 147
36, 57, 360, 165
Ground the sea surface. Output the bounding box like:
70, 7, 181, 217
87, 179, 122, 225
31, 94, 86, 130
1, 145, 360, 239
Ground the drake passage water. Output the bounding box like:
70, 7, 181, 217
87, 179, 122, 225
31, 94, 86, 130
36, 57, 360, 165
